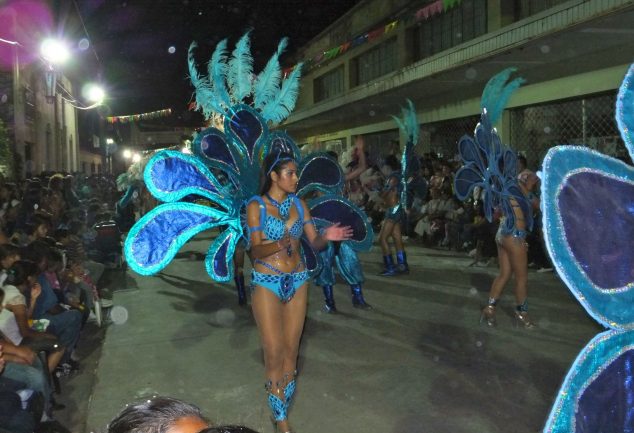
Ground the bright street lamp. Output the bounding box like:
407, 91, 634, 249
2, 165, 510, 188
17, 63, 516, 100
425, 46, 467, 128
85, 84, 105, 105
123, 149, 132, 159
40, 39, 70, 65
132, 153, 141, 163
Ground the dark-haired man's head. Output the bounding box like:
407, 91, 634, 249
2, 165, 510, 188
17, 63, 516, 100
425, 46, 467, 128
199, 427, 260, 433
0, 244, 20, 270
107, 397, 209, 433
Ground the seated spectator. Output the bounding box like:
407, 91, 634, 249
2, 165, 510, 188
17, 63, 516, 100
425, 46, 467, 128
19, 244, 82, 367
413, 188, 452, 245
467, 203, 499, 266
0, 243, 20, 286
56, 224, 111, 310
107, 397, 209, 433
0, 336, 53, 422
0, 343, 37, 433
443, 197, 469, 249
0, 270, 65, 372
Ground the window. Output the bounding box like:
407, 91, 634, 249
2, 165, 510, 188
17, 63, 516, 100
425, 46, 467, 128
314, 66, 344, 103
24, 86, 35, 123
514, 0, 570, 20
411, 0, 487, 62
353, 37, 397, 86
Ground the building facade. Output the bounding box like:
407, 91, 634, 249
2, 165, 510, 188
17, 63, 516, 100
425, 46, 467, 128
0, 52, 82, 177
286, 0, 634, 169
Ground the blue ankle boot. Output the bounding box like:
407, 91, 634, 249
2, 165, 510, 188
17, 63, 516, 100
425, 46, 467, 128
350, 284, 372, 310
322, 285, 337, 313
234, 274, 247, 305
396, 250, 409, 274
379, 255, 397, 276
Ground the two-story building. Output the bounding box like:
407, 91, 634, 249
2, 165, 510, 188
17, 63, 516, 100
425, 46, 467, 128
286, 0, 634, 169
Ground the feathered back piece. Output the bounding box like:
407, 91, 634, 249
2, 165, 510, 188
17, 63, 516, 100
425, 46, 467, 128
480, 67, 525, 125
188, 32, 303, 125
541, 63, 634, 433
391, 99, 420, 210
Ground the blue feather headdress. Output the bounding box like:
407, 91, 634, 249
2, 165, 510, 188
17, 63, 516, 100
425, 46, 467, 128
188, 32, 302, 125
453, 68, 529, 234
480, 67, 525, 125
391, 99, 423, 211
124, 31, 372, 284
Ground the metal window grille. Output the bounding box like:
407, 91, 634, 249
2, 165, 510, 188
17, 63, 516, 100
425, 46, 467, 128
355, 38, 397, 86
411, 0, 487, 61
510, 92, 625, 169
514, 0, 571, 20
314, 66, 344, 103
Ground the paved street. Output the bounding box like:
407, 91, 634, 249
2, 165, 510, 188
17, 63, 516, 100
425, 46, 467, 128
79, 234, 601, 433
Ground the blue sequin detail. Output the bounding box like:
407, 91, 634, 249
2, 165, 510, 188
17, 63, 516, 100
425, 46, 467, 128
267, 393, 287, 422
264, 216, 303, 240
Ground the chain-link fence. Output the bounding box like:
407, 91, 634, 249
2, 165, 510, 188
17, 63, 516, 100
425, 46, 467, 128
423, 114, 480, 159
510, 92, 624, 170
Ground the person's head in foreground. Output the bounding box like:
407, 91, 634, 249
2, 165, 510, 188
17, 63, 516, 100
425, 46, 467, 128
107, 396, 209, 433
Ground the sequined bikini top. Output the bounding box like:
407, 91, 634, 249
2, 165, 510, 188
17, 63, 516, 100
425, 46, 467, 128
248, 194, 305, 241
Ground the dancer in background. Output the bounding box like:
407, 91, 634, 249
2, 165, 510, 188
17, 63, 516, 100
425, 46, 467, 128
378, 101, 419, 276
315, 136, 372, 312
453, 68, 537, 327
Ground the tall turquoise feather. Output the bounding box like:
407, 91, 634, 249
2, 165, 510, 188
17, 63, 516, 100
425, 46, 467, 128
261, 63, 303, 124
254, 37, 288, 110
391, 99, 420, 212
227, 31, 254, 103
480, 67, 525, 125
188, 42, 222, 116
208, 38, 232, 111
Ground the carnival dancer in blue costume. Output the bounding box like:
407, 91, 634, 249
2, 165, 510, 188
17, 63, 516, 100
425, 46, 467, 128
540, 64, 634, 433
124, 32, 373, 432
247, 151, 352, 433
453, 68, 539, 328
378, 100, 419, 276
313, 136, 372, 312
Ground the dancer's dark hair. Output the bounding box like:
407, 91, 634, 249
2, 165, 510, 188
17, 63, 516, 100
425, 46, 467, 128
258, 151, 295, 195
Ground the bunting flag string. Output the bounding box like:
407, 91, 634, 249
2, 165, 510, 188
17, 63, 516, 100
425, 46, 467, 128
106, 108, 172, 124
282, 0, 462, 77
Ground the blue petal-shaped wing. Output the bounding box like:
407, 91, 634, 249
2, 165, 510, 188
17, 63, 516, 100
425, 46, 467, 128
458, 135, 487, 174
542, 146, 634, 329
144, 150, 231, 209
297, 153, 345, 196
454, 165, 484, 201
124, 202, 235, 276
192, 127, 240, 180
204, 229, 239, 282
267, 131, 301, 161
544, 329, 634, 433
300, 236, 321, 275
308, 195, 374, 252
616, 63, 634, 161
224, 104, 267, 164
501, 148, 518, 179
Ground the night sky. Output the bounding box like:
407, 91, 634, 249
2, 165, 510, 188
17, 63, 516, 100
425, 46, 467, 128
77, 0, 360, 123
